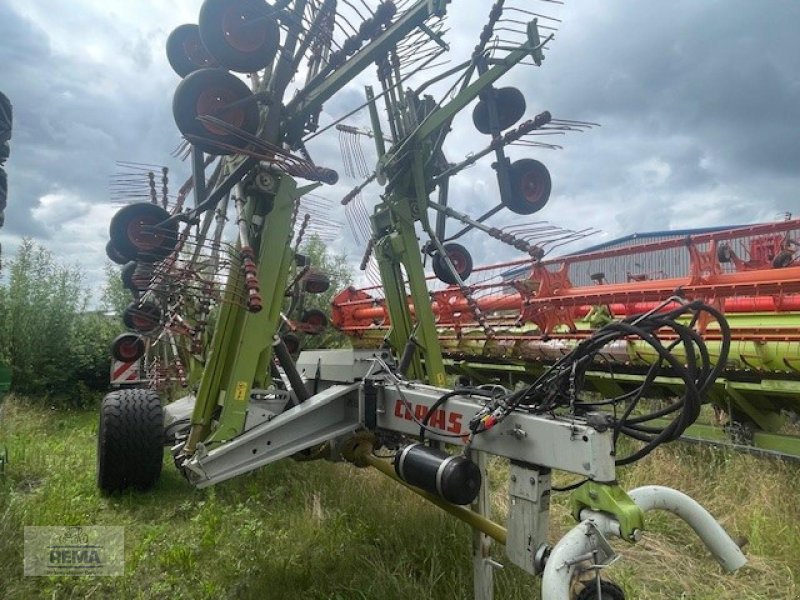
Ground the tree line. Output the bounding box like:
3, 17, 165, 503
0, 236, 352, 407
0, 240, 121, 406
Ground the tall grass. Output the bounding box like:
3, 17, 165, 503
0, 398, 798, 599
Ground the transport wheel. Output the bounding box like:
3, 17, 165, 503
575, 580, 626, 600
172, 68, 260, 155
199, 0, 280, 73
109, 203, 177, 262
300, 308, 328, 333
97, 388, 164, 494
105, 240, 127, 265
472, 87, 526, 134
166, 23, 219, 77
432, 242, 473, 285
504, 158, 551, 215
110, 333, 146, 363
122, 300, 163, 334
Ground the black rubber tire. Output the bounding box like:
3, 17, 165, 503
121, 261, 137, 290
172, 68, 260, 155
773, 250, 794, 268
199, 0, 280, 73
302, 269, 331, 294
97, 389, 164, 494
432, 242, 473, 285
472, 87, 526, 135
122, 300, 163, 334
110, 333, 146, 362
503, 158, 552, 215
121, 262, 153, 292
575, 580, 626, 600
166, 23, 219, 77
105, 240, 127, 265
300, 308, 328, 332
0, 167, 7, 211
132, 263, 154, 292
109, 203, 177, 262
717, 243, 733, 263
0, 91, 11, 148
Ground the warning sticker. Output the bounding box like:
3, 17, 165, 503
233, 381, 249, 402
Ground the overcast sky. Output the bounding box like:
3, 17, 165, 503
1, 0, 798, 300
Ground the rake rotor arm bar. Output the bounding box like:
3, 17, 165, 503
162, 157, 258, 226
414, 28, 553, 142
428, 199, 498, 238
285, 0, 449, 138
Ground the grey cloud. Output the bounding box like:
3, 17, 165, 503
1, 0, 799, 301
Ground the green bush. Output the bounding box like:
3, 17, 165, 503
0, 239, 122, 406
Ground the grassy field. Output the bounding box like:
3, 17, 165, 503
1, 396, 799, 600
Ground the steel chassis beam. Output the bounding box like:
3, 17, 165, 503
183, 376, 616, 488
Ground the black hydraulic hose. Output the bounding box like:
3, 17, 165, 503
273, 336, 310, 404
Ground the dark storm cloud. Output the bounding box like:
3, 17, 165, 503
507, 0, 800, 226
0, 3, 53, 237
0, 2, 185, 243
0, 0, 798, 296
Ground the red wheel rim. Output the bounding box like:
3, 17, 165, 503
183, 37, 215, 68
131, 272, 150, 290
116, 338, 140, 360
196, 87, 246, 135
447, 251, 467, 275
132, 314, 157, 330
222, 4, 269, 53
126, 216, 167, 251
520, 169, 546, 205
304, 313, 326, 329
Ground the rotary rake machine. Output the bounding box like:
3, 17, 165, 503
97, 1, 748, 598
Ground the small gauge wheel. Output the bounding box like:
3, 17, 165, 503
303, 269, 331, 294
472, 87, 527, 135
166, 23, 219, 77
109, 203, 177, 262
432, 242, 473, 285
199, 0, 280, 73
575, 580, 626, 600
172, 68, 260, 155
122, 301, 163, 334
717, 243, 733, 263
105, 240, 128, 265
110, 333, 146, 362
120, 261, 137, 291
503, 158, 552, 215
773, 250, 793, 268
300, 308, 329, 333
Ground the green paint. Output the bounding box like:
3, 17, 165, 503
571, 482, 645, 542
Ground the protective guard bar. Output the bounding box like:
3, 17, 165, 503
541, 486, 747, 599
